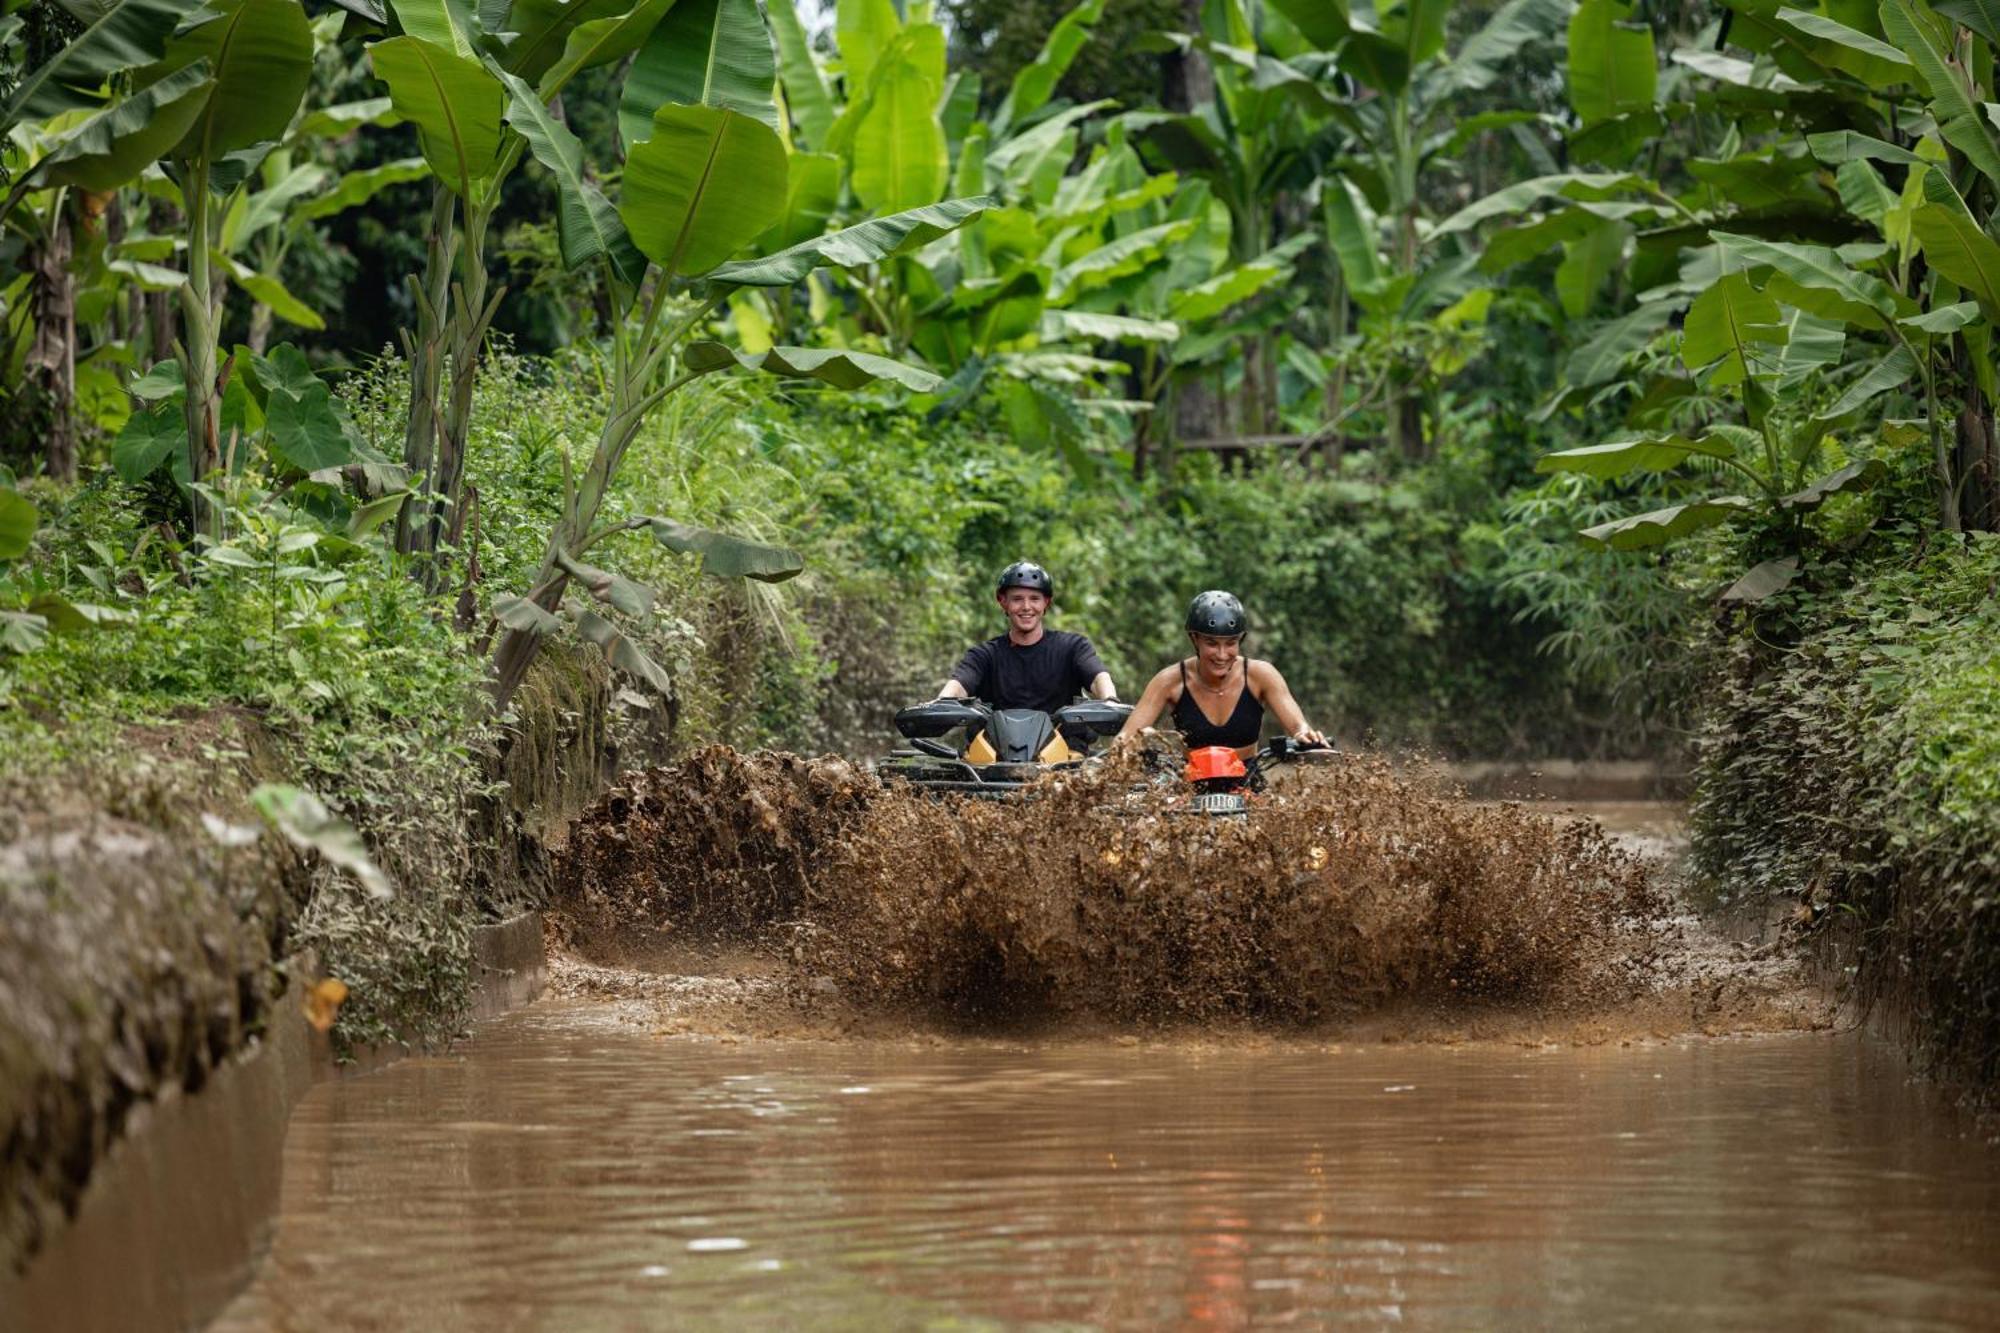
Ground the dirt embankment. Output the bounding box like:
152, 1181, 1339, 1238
549, 748, 1831, 1044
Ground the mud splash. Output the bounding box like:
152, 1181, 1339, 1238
556, 748, 1674, 1027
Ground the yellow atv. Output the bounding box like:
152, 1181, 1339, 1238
878, 698, 1132, 799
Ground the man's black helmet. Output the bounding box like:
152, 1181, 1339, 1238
1185, 590, 1247, 637
997, 560, 1054, 599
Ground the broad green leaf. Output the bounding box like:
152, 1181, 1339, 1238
1822, 343, 1919, 417
229, 163, 330, 245
40, 63, 213, 192
554, 550, 656, 617
1683, 271, 1786, 385
162, 0, 314, 161
231, 268, 326, 331
620, 0, 779, 146
836, 0, 900, 91
1721, 557, 1801, 604
503, 0, 636, 83
25, 595, 131, 632
572, 606, 675, 691
1537, 432, 1738, 479
389, 0, 478, 58
1579, 496, 1755, 550
646, 515, 804, 581
1563, 300, 1677, 386
492, 593, 562, 633
1568, 0, 1655, 126
1167, 261, 1290, 324
708, 195, 994, 286
1881, 0, 2000, 187
1837, 158, 1899, 227
851, 44, 948, 213
369, 35, 507, 197
1050, 219, 1197, 300
681, 341, 943, 392
621, 105, 787, 277
533, 0, 678, 97
995, 0, 1107, 133
1936, 0, 2000, 46
292, 158, 430, 223
1322, 174, 1383, 293
1267, 0, 1350, 48
1040, 310, 1181, 343
1432, 171, 1647, 236
1772, 310, 1847, 387
1807, 130, 1925, 165
500, 70, 646, 288
346, 491, 409, 540
0, 489, 39, 560
4, 0, 197, 123
1555, 217, 1625, 318
1911, 203, 2000, 310
1901, 300, 1982, 331
758, 151, 841, 252
1774, 6, 1912, 86
267, 383, 356, 472
1710, 231, 1901, 327
768, 0, 834, 148
112, 402, 186, 481
1779, 457, 1888, 508
293, 96, 396, 137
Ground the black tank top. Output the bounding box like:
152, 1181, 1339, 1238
1173, 659, 1264, 748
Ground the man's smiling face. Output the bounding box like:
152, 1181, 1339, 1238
998, 587, 1050, 637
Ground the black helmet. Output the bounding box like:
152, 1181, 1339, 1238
997, 560, 1054, 599
1185, 590, 1247, 637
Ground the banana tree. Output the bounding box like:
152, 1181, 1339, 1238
368, 0, 681, 562
484, 0, 992, 709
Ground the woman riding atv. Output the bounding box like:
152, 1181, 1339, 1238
1115, 591, 1327, 760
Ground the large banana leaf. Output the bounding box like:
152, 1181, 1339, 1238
1710, 231, 1902, 327
1579, 496, 1756, 550
1910, 203, 2000, 310
1683, 271, 1786, 386
1537, 432, 1739, 479
620, 104, 787, 278
1937, 0, 2000, 43
647, 516, 803, 581
533, 0, 676, 97
369, 35, 507, 197
681, 341, 943, 391
851, 41, 948, 212
162, 0, 314, 161
1050, 219, 1197, 300
504, 0, 635, 82
292, 158, 431, 223
499, 70, 647, 289
1562, 300, 1678, 386
835, 0, 900, 91
1432, 171, 1647, 236
620, 0, 778, 147
1321, 174, 1384, 293
993, 0, 1106, 134
1568, 0, 1656, 125
1820, 344, 1918, 417
1881, 0, 2000, 187
389, 0, 479, 58
39, 62, 213, 192
1266, 0, 1349, 48
571, 606, 675, 691
1772, 7, 1911, 87
708, 195, 994, 286
3, 0, 197, 124
767, 0, 834, 149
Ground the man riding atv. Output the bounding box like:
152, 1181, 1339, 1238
935, 560, 1118, 712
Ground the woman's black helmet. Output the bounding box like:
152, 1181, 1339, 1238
997, 560, 1054, 599
1185, 590, 1247, 637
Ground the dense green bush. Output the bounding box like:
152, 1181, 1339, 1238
1692, 536, 2000, 1092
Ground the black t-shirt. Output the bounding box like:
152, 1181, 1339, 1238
949, 630, 1106, 715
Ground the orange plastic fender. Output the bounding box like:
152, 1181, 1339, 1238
1184, 745, 1248, 782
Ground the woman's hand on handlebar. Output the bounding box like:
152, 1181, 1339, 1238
1292, 724, 1327, 746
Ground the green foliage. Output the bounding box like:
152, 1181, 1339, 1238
1692, 536, 2000, 1092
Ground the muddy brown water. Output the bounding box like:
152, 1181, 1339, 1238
206, 801, 2000, 1330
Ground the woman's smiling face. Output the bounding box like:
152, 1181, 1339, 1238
1190, 631, 1242, 675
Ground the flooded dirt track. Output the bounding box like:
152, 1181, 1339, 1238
215, 1011, 2000, 1331
208, 783, 2000, 1330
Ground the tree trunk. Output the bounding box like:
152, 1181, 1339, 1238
1165, 0, 1214, 109
1956, 390, 1997, 532
26, 201, 78, 482
146, 200, 182, 368
396, 185, 459, 556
